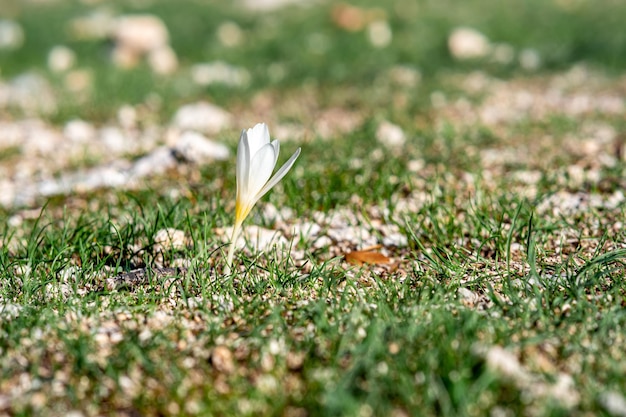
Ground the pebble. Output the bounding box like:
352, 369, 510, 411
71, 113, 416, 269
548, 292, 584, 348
172, 131, 230, 164
112, 15, 169, 54
376, 120, 406, 148
600, 391, 626, 417
191, 61, 251, 87
313, 235, 332, 249
448, 27, 491, 60
48, 45, 76, 72
147, 46, 178, 75
0, 19, 24, 50
110, 14, 178, 73
216, 21, 244, 47
211, 346, 235, 374
288, 222, 321, 241
241, 0, 312, 12
457, 287, 479, 307
153, 228, 187, 251
129, 147, 177, 179
69, 9, 114, 40
367, 20, 392, 48
4, 73, 57, 116
0, 303, 23, 320
98, 126, 131, 154
172, 102, 233, 134
64, 119, 96, 143
519, 48, 541, 71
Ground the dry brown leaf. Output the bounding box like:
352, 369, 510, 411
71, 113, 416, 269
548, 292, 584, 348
345, 249, 390, 266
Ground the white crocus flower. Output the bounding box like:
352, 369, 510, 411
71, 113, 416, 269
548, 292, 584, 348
225, 123, 301, 274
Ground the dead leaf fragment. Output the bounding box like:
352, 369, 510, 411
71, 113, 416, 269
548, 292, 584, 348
345, 249, 390, 266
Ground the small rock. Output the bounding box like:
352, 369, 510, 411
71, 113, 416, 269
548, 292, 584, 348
8, 73, 57, 115
485, 345, 530, 384
48, 45, 76, 72
64, 119, 96, 143
113, 15, 169, 53
600, 391, 626, 417
211, 346, 235, 374
148, 46, 178, 75
448, 27, 491, 60
241, 0, 312, 12
386, 65, 421, 88
381, 233, 407, 247
154, 228, 187, 251
519, 48, 541, 71
130, 147, 177, 179
69, 9, 114, 40
117, 105, 137, 129
111, 45, 140, 69
173, 131, 230, 163
289, 222, 321, 241
172, 102, 232, 134
216, 21, 244, 47
191, 61, 250, 87
376, 120, 406, 148
367, 20, 392, 48
64, 69, 92, 93
262, 203, 294, 223
0, 19, 24, 50
491, 43, 515, 64
99, 126, 131, 154
286, 351, 305, 371
313, 235, 332, 249
110, 14, 178, 73
458, 287, 479, 307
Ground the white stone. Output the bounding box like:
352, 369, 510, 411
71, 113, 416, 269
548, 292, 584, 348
48, 45, 76, 72
172, 102, 232, 134
130, 147, 177, 179
0, 19, 24, 50
382, 232, 408, 247
217, 21, 244, 47
111, 45, 139, 69
600, 391, 626, 417
117, 105, 137, 129
148, 46, 178, 75
241, 0, 314, 12
485, 345, 529, 383
367, 20, 392, 48
69, 9, 115, 40
289, 222, 322, 241
173, 131, 230, 163
113, 15, 169, 53
64, 119, 96, 143
191, 61, 250, 87
519, 48, 541, 71
491, 43, 515, 64
448, 27, 491, 60
99, 126, 131, 154
376, 120, 406, 148
154, 228, 187, 251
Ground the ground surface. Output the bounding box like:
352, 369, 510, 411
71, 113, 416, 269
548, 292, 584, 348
1, 0, 626, 416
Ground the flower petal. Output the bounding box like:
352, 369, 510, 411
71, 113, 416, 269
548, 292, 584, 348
246, 123, 270, 158
236, 129, 250, 200
247, 142, 277, 198
270, 139, 280, 167
255, 147, 301, 201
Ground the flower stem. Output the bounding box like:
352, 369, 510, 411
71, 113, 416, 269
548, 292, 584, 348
224, 221, 242, 276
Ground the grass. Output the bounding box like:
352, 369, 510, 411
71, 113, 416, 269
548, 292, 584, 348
1, 0, 626, 416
